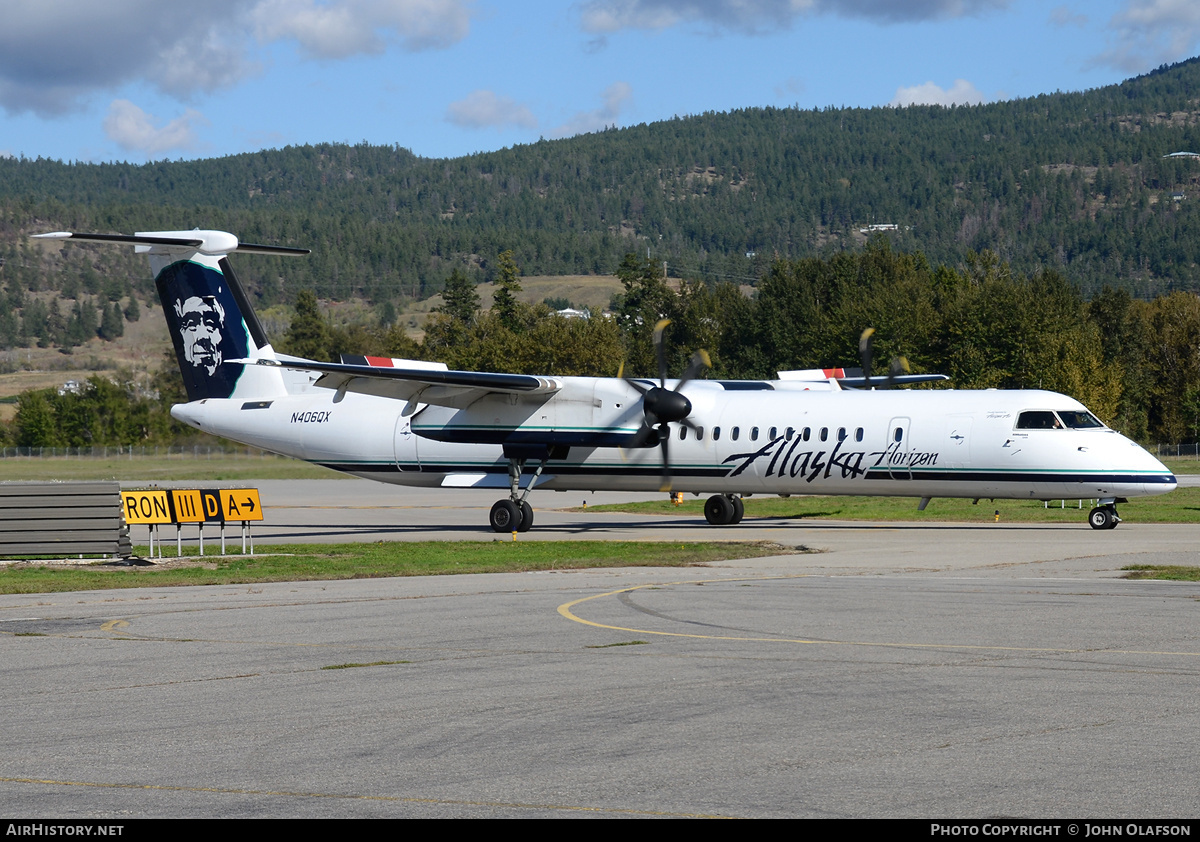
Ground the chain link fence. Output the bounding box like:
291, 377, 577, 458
0, 445, 280, 459
1155, 443, 1200, 459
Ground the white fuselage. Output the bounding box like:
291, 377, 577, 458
173, 377, 1176, 503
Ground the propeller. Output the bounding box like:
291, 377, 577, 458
621, 319, 710, 491
858, 328, 911, 389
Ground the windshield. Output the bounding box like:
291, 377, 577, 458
1016, 410, 1105, 430
1057, 410, 1104, 429
1016, 410, 1060, 430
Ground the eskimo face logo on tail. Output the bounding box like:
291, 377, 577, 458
157, 261, 249, 401
175, 295, 225, 376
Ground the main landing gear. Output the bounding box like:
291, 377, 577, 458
1088, 502, 1122, 530
490, 499, 534, 533
489, 456, 547, 533
704, 494, 744, 525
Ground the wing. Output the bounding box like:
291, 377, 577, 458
246, 356, 561, 410
777, 368, 948, 388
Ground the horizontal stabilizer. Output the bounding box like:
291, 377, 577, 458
33, 230, 309, 257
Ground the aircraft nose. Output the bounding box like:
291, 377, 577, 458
1149, 473, 1178, 495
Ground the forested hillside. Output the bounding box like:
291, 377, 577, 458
3, 56, 1200, 329
3, 58, 1200, 444
9, 240, 1200, 447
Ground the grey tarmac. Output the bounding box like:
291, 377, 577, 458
0, 479, 1197, 818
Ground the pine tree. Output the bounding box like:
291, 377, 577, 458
45, 299, 65, 347
100, 301, 125, 341
491, 250, 522, 330
281, 290, 332, 360
437, 268, 479, 324
14, 391, 57, 448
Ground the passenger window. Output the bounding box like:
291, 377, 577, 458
786, 427, 795, 440
679, 426, 687, 440
855, 427, 864, 442
769, 427, 778, 439
695, 426, 704, 440
750, 427, 759, 441
837, 427, 846, 441
819, 427, 828, 442
893, 427, 903, 442
713, 426, 721, 441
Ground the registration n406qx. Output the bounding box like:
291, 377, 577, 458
35, 229, 1176, 532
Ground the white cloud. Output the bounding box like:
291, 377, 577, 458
0, 0, 471, 116
578, 0, 1007, 34
1049, 5, 1087, 27
0, 1, 248, 115
102, 99, 207, 157
153, 29, 260, 100
445, 90, 537, 130
890, 79, 986, 107
774, 76, 806, 98
251, 0, 471, 59
552, 82, 633, 137
1094, 0, 1200, 73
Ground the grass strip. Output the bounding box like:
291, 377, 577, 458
0, 540, 797, 595
574, 486, 1200, 524
1122, 565, 1200, 581
0, 454, 342, 482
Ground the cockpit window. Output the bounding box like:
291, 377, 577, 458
1057, 410, 1104, 429
1016, 410, 1106, 430
1016, 411, 1062, 430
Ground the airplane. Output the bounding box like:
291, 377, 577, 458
33, 228, 1177, 533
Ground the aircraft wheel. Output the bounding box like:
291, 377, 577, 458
490, 499, 522, 533
1088, 506, 1113, 530
729, 496, 744, 524
517, 501, 534, 532
704, 494, 734, 525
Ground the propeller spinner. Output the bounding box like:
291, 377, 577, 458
622, 320, 710, 491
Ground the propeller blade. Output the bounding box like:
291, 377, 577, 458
653, 319, 671, 386
624, 378, 652, 397
885, 356, 911, 388
677, 349, 711, 389
858, 328, 875, 389
629, 424, 658, 448
610, 399, 646, 432
658, 425, 674, 492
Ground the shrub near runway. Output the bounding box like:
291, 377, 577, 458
0, 541, 799, 594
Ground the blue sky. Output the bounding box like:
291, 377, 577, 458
2, 0, 1198, 164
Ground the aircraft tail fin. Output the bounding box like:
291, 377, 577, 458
33, 230, 309, 402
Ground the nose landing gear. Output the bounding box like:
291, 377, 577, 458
1088, 503, 1121, 530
